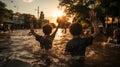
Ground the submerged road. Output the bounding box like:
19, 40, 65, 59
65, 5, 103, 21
0, 29, 120, 67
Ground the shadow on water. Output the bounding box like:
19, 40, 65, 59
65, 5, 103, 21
0, 29, 120, 67
0, 29, 70, 67
0, 33, 13, 53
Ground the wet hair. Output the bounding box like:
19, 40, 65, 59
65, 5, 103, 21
69, 23, 82, 36
43, 23, 53, 35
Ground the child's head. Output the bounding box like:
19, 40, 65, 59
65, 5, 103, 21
69, 23, 82, 36
113, 28, 120, 37
43, 23, 53, 35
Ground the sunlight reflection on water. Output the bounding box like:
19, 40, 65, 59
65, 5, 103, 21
0, 29, 72, 64
0, 29, 100, 66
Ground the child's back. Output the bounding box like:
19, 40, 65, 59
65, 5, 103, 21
65, 10, 99, 67
35, 34, 52, 50
66, 36, 93, 56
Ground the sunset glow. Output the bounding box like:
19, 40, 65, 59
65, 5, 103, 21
52, 10, 64, 18
22, 0, 33, 3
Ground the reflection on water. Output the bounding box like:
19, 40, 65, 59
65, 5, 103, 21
0, 29, 72, 66
0, 29, 120, 67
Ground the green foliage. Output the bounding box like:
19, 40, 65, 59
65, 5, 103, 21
22, 14, 38, 29
59, 0, 95, 23
0, 1, 41, 29
100, 0, 119, 17
80, 20, 89, 29
0, 1, 6, 8
0, 1, 13, 21
59, 0, 119, 24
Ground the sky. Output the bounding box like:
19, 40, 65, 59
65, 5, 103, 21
0, 0, 60, 18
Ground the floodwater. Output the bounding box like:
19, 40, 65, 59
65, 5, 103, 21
0, 29, 120, 67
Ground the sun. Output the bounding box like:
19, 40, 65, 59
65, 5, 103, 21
52, 10, 64, 18
23, 0, 33, 3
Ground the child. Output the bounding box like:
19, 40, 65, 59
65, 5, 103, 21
29, 17, 60, 51
65, 10, 99, 67
109, 28, 120, 44
113, 28, 120, 44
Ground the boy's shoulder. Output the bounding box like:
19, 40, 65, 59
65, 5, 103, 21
70, 36, 93, 42
44, 36, 52, 42
67, 36, 93, 45
67, 37, 82, 44
35, 34, 44, 42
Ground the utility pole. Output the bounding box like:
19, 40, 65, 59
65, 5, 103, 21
37, 6, 40, 19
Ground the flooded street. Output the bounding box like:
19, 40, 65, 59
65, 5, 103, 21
0, 29, 120, 67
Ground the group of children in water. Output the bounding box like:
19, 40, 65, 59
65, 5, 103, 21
29, 10, 119, 67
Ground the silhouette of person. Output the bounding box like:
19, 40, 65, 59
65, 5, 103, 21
29, 17, 60, 51
109, 28, 120, 44
65, 10, 99, 67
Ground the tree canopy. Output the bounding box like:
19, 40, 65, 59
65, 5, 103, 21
0, 1, 13, 21
58, 0, 120, 23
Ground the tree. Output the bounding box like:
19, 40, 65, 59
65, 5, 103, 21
22, 14, 35, 29
100, 0, 120, 17
58, 0, 99, 29
0, 1, 13, 21
59, 0, 120, 18
58, 0, 120, 28
0, 1, 7, 21
58, 0, 94, 21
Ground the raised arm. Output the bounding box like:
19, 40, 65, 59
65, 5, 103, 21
89, 10, 99, 38
29, 17, 37, 36
51, 23, 60, 39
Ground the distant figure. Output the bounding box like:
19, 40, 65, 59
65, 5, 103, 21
65, 10, 99, 67
39, 11, 44, 20
105, 16, 113, 38
108, 28, 120, 44
57, 16, 67, 33
29, 17, 60, 51
113, 28, 120, 44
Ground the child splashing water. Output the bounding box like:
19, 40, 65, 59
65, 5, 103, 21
29, 17, 60, 51
29, 17, 61, 67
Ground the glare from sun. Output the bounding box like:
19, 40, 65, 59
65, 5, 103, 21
52, 10, 64, 18
23, 0, 33, 3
